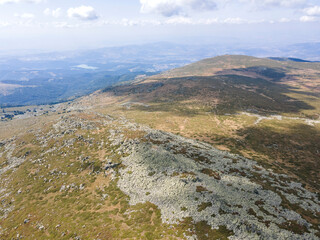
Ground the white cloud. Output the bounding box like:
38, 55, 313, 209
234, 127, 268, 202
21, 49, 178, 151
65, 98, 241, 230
140, 0, 217, 17
165, 16, 193, 24
0, 0, 42, 4
67, 6, 99, 21
14, 13, 35, 19
52, 22, 73, 28
118, 17, 265, 25
44, 8, 61, 18
239, 0, 306, 8
198, 18, 219, 24
0, 21, 10, 27
222, 17, 246, 24
279, 17, 290, 22
163, 16, 219, 24
190, 0, 217, 11
121, 18, 140, 26
140, 0, 308, 17
47, 17, 262, 28
300, 15, 316, 22
303, 5, 320, 16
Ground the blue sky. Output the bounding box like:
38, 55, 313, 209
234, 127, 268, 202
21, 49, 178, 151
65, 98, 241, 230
0, 0, 319, 51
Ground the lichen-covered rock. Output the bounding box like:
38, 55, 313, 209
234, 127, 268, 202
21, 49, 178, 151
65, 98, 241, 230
117, 127, 320, 240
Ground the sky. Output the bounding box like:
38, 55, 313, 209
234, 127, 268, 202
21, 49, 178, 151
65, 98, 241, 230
0, 0, 319, 52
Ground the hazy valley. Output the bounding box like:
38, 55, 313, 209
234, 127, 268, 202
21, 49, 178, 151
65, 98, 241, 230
1, 42, 320, 107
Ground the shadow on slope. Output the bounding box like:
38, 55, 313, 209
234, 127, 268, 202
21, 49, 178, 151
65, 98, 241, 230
217, 123, 320, 190
221, 66, 287, 82
105, 74, 315, 116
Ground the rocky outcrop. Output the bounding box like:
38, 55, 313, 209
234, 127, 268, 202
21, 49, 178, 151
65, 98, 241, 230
116, 123, 320, 240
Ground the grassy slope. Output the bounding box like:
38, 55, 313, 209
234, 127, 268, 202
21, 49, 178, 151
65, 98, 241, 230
0, 111, 233, 239
100, 55, 320, 191
0, 114, 178, 239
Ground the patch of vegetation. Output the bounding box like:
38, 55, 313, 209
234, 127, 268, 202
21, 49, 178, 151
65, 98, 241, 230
197, 202, 212, 212
196, 186, 208, 192
278, 220, 309, 235
237, 122, 320, 190
201, 168, 221, 180
194, 221, 234, 240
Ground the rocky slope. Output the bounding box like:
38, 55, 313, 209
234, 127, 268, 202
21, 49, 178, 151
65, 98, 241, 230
117, 122, 320, 239
0, 107, 319, 239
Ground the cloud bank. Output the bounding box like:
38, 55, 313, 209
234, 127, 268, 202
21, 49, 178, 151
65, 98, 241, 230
140, 0, 217, 17
67, 6, 99, 21
300, 5, 320, 22
240, 0, 307, 8
303, 5, 320, 16
0, 0, 42, 4
140, 0, 309, 17
299, 15, 315, 22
